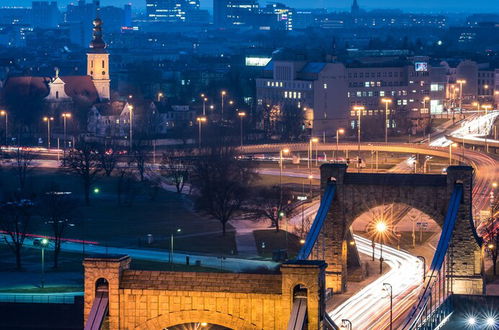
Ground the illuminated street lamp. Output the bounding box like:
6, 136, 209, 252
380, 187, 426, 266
448, 143, 457, 166
336, 128, 345, 157
157, 92, 164, 102
196, 116, 207, 148
221, 90, 227, 120
43, 116, 54, 149
482, 104, 492, 115
40, 238, 49, 288
61, 113, 72, 151
472, 101, 480, 113
279, 148, 290, 201
237, 111, 246, 146
170, 228, 182, 270
456, 79, 466, 113
353, 106, 365, 169
383, 283, 393, 330
0, 110, 7, 146
376, 220, 388, 274
308, 137, 319, 169
128, 104, 134, 151
381, 99, 392, 144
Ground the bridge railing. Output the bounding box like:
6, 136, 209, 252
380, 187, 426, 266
402, 184, 463, 329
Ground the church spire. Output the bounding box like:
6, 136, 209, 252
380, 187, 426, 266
351, 0, 360, 15
89, 18, 106, 51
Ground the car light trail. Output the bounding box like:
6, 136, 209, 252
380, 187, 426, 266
329, 234, 424, 329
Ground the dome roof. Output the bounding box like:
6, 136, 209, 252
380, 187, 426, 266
89, 18, 106, 51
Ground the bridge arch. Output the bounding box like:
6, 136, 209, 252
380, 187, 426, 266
134, 310, 258, 330
316, 164, 482, 294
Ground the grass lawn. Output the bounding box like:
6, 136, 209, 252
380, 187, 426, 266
253, 229, 302, 259
0, 168, 236, 255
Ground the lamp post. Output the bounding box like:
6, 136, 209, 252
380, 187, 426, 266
128, 104, 134, 152
381, 99, 392, 144
383, 283, 393, 330
201, 95, 208, 116
238, 111, 246, 146
336, 128, 345, 158
448, 143, 457, 166
472, 102, 480, 113
157, 92, 164, 102
376, 221, 387, 274
43, 116, 54, 149
353, 106, 365, 170
0, 110, 7, 146
279, 148, 290, 203
170, 228, 182, 270
308, 174, 313, 197
308, 137, 319, 169
456, 79, 466, 113
196, 116, 207, 148
221, 90, 226, 121
482, 104, 492, 115
341, 319, 352, 330
40, 238, 49, 288
62, 113, 71, 151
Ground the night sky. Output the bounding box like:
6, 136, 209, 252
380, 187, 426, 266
5, 0, 499, 12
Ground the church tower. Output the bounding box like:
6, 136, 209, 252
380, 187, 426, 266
351, 0, 360, 16
87, 18, 110, 101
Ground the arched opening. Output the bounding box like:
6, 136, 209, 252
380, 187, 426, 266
293, 284, 308, 300
289, 284, 308, 329
95, 278, 109, 294
330, 203, 442, 328
164, 323, 230, 330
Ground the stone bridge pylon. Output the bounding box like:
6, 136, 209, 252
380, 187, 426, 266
314, 164, 483, 294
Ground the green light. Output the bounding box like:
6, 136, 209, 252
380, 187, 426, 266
279, 211, 285, 217
93, 188, 100, 194
41, 238, 49, 246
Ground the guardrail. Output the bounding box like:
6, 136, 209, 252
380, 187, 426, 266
0, 292, 83, 304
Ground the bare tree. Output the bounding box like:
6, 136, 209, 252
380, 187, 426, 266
39, 189, 77, 268
62, 142, 101, 206
191, 146, 257, 235
11, 147, 35, 193
97, 145, 119, 177
249, 186, 296, 232
160, 152, 189, 193
0, 198, 34, 269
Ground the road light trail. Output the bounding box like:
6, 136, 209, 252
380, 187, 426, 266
329, 235, 423, 329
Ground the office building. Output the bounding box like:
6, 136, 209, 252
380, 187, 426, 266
213, 0, 259, 27
32, 1, 60, 29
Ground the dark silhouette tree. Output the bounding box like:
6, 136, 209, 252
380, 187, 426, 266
39, 189, 77, 268
62, 142, 101, 206
249, 185, 296, 232
0, 198, 34, 269
160, 152, 189, 194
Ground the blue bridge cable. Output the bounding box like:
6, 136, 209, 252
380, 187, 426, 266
403, 184, 463, 329
297, 183, 336, 260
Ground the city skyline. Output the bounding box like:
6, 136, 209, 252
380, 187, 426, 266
5, 0, 499, 12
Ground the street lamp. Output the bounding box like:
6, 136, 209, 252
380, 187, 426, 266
341, 319, 352, 330
448, 143, 457, 166
353, 105, 365, 169
336, 128, 345, 158
0, 110, 7, 146
456, 79, 466, 113
221, 90, 226, 120
308, 174, 313, 197
383, 283, 393, 330
128, 104, 134, 151
482, 104, 492, 115
376, 220, 387, 274
308, 137, 319, 169
473, 101, 480, 113
40, 238, 49, 288
170, 228, 182, 270
196, 116, 207, 148
381, 98, 392, 144
238, 111, 246, 146
279, 148, 290, 202
62, 113, 72, 151
201, 95, 208, 116
43, 116, 54, 149
157, 92, 164, 102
